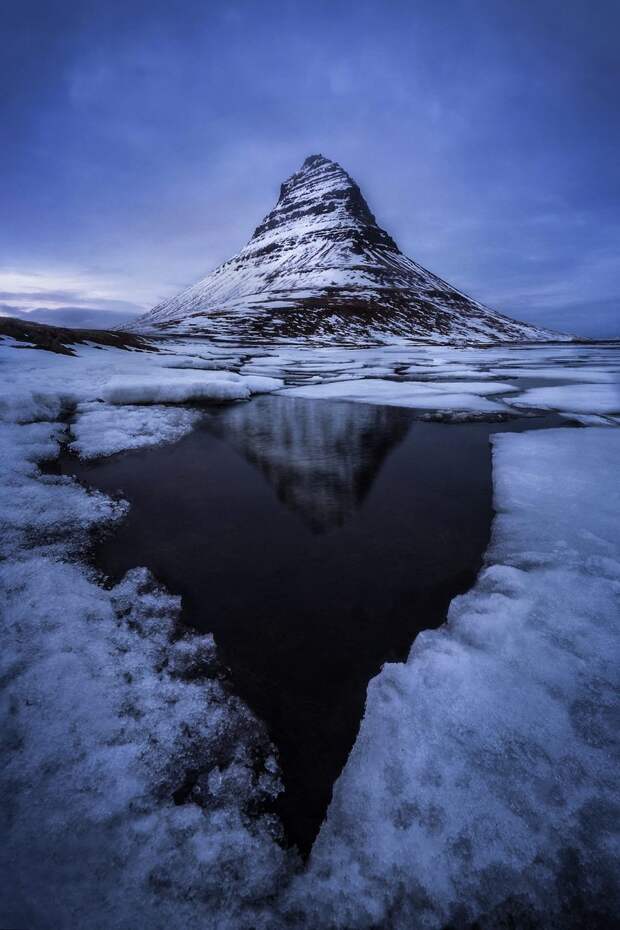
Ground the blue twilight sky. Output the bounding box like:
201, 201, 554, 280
1, 0, 619, 336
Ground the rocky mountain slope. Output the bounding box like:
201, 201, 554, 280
129, 154, 565, 345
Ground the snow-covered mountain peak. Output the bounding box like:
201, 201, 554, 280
248, 154, 398, 254
129, 155, 567, 345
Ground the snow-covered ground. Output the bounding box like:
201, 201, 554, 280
1, 333, 619, 928
0, 339, 292, 930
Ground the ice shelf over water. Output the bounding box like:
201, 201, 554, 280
0, 333, 619, 928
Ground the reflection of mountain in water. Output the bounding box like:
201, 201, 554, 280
204, 395, 412, 532
65, 399, 504, 854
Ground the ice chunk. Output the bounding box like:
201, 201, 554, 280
282, 378, 514, 413
102, 371, 283, 405
70, 401, 202, 458
507, 382, 620, 416
160, 354, 243, 370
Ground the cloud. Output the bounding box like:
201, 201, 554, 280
0, 304, 140, 330
0, 270, 147, 313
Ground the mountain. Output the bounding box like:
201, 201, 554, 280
129, 154, 564, 344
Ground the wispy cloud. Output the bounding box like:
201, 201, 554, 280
0, 270, 148, 313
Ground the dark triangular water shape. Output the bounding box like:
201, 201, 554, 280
60, 396, 531, 854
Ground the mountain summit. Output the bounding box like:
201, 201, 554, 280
130, 154, 561, 344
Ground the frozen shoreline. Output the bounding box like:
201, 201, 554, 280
0, 341, 293, 930
293, 427, 620, 928
1, 336, 619, 928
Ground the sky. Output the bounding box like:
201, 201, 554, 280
1, 0, 618, 337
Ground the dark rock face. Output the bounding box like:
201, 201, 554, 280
250, 154, 398, 253
130, 154, 563, 344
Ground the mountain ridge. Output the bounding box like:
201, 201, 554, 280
128, 154, 567, 345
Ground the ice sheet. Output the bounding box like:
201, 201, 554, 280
507, 382, 620, 416
282, 378, 514, 413
1, 336, 619, 928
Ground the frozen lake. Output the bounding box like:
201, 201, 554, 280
60, 394, 561, 852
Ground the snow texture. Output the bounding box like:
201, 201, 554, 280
70, 402, 202, 459
101, 371, 283, 406
0, 338, 292, 930
291, 428, 620, 929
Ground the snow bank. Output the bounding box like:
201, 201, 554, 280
287, 428, 620, 929
1, 558, 292, 930
0, 418, 125, 557
0, 386, 73, 424
102, 371, 283, 405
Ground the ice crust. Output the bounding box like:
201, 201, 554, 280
282, 377, 515, 413
0, 340, 284, 460
1, 560, 291, 929
508, 382, 620, 416
102, 371, 283, 406
70, 402, 202, 458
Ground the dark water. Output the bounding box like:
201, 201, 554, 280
59, 396, 559, 854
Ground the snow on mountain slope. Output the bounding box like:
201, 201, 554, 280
129, 155, 566, 345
